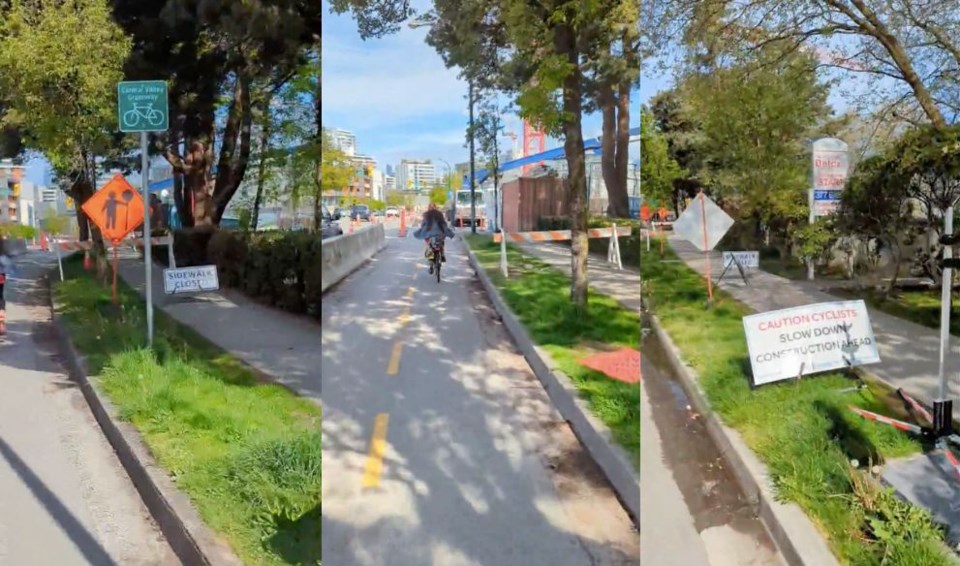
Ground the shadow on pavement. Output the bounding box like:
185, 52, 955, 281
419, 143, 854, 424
0, 437, 118, 566
321, 231, 638, 565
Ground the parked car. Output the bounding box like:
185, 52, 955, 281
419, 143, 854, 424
321, 207, 344, 239
332, 207, 342, 220
385, 207, 399, 218
350, 205, 370, 222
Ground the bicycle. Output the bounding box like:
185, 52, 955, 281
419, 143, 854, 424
122, 104, 164, 129
428, 236, 444, 283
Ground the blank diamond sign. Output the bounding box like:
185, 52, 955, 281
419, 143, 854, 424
673, 193, 734, 252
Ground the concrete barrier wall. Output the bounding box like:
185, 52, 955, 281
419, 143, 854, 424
321, 224, 386, 293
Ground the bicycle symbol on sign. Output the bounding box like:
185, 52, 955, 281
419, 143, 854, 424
122, 103, 164, 129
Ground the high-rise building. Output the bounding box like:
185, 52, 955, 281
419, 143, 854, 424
396, 159, 436, 192
0, 160, 25, 224
383, 175, 397, 192
328, 128, 357, 157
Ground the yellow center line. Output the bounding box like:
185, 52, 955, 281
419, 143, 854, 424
361, 413, 390, 488
387, 287, 416, 376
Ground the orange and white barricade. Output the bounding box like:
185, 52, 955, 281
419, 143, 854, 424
492, 225, 631, 276
50, 235, 176, 281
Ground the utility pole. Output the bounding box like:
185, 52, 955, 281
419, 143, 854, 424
469, 79, 477, 234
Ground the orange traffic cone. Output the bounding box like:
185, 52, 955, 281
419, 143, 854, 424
40, 232, 48, 252
399, 209, 407, 237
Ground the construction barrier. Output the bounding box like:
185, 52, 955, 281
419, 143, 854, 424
322, 223, 386, 293
493, 225, 631, 275
50, 235, 176, 282
493, 226, 631, 243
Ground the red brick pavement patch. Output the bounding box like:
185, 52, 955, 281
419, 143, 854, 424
579, 348, 641, 384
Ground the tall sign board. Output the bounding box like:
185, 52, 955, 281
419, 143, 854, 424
810, 138, 849, 218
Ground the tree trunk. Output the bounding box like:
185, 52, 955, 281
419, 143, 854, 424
251, 102, 271, 231
212, 73, 253, 225
556, 23, 589, 309
613, 80, 631, 214
71, 179, 92, 242
184, 139, 216, 226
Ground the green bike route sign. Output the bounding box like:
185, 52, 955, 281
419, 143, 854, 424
117, 81, 169, 133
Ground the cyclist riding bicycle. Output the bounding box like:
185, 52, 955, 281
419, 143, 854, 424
413, 202, 455, 275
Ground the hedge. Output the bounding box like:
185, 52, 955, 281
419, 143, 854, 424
170, 228, 324, 319
537, 216, 643, 268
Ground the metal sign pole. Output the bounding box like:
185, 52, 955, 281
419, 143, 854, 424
935, 206, 954, 435
142, 131, 154, 346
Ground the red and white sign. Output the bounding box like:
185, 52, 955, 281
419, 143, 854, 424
743, 300, 880, 386
811, 138, 849, 218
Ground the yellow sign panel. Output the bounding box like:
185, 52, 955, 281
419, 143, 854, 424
11, 183, 20, 198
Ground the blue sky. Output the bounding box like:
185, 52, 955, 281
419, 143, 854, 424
321, 0, 640, 174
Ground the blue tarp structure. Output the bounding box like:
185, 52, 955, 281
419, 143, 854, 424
466, 126, 640, 187
147, 165, 220, 193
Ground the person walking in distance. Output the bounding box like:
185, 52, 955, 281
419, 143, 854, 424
0, 239, 11, 335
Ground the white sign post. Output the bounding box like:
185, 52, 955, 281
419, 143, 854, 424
743, 300, 880, 386
672, 192, 734, 301
163, 265, 220, 295
808, 138, 849, 280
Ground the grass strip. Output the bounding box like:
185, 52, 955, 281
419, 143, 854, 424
53, 256, 321, 566
465, 234, 640, 469
641, 246, 949, 565
833, 286, 960, 337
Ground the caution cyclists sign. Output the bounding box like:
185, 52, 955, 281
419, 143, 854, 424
743, 300, 880, 386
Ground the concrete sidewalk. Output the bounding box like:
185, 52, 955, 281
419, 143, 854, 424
666, 236, 960, 405
114, 254, 320, 405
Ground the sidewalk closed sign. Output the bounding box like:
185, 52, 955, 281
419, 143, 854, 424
722, 251, 759, 269
163, 265, 220, 295
743, 300, 880, 386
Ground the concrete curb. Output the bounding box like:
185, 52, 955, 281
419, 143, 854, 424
45, 272, 243, 566
462, 240, 641, 530
646, 314, 840, 566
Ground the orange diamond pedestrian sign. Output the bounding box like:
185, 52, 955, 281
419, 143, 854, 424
82, 174, 144, 243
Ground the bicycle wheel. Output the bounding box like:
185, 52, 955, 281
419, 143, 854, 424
435, 255, 441, 283
122, 110, 140, 129
147, 110, 164, 126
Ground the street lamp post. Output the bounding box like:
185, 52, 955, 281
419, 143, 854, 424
409, 15, 477, 233
468, 79, 477, 234
439, 158, 452, 204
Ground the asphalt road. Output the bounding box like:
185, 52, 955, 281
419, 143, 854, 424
0, 251, 177, 565
320, 226, 639, 565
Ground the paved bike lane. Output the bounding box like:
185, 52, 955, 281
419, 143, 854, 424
0, 252, 176, 565
320, 229, 639, 565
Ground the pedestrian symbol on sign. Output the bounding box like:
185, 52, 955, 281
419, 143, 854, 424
82, 174, 144, 243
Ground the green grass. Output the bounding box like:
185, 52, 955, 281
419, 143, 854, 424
54, 257, 321, 566
642, 247, 950, 565
838, 287, 960, 337
465, 235, 640, 469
